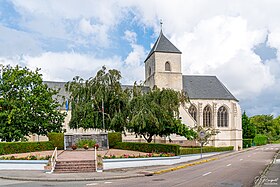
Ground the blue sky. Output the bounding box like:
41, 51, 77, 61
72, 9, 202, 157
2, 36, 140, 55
0, 0, 280, 117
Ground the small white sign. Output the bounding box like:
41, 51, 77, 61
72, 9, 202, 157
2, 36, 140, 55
199, 131, 205, 138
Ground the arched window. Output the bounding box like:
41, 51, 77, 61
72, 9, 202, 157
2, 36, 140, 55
148, 67, 151, 76
165, 61, 171, 71
188, 105, 197, 122
203, 105, 212, 127
218, 106, 228, 127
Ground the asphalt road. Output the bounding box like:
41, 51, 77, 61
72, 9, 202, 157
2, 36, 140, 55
0, 144, 279, 187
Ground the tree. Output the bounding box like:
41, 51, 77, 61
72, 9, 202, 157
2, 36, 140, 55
272, 116, 280, 141
193, 125, 220, 147
127, 85, 196, 143
65, 66, 129, 132
0, 65, 66, 141
242, 111, 256, 139
250, 115, 275, 137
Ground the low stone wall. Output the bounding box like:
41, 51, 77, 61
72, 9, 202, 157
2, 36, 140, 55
0, 160, 48, 170
103, 152, 223, 170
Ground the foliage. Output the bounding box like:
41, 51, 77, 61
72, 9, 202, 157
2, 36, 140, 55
114, 142, 180, 155
0, 65, 66, 141
179, 146, 234, 155
65, 66, 129, 132
242, 112, 256, 139
76, 139, 96, 148
127, 85, 197, 143
193, 126, 220, 147
0, 141, 54, 155
253, 134, 267, 146
47, 132, 64, 150
250, 115, 279, 141
243, 139, 253, 148
0, 155, 51, 160
103, 152, 175, 159
108, 132, 122, 148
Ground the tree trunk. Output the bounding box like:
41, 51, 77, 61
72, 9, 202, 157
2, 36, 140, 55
143, 134, 153, 143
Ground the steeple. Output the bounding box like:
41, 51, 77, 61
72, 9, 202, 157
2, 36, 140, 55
144, 30, 181, 62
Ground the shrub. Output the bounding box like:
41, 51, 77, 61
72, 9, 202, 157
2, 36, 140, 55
0, 141, 54, 155
243, 139, 253, 148
76, 139, 96, 148
114, 142, 180, 155
108, 132, 122, 148
180, 146, 234, 155
253, 134, 267, 146
47, 132, 64, 150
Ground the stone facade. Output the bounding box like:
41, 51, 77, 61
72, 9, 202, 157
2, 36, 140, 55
145, 52, 182, 91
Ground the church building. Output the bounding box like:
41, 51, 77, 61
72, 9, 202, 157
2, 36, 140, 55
141, 30, 242, 150
41, 30, 242, 151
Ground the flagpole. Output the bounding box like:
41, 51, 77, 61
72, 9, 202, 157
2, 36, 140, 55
102, 98, 105, 130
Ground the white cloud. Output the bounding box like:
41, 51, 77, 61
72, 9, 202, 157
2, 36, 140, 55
0, 25, 42, 56
172, 16, 273, 99
124, 30, 137, 44
2, 0, 280, 116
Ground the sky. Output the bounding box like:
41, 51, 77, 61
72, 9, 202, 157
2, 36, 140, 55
0, 0, 279, 117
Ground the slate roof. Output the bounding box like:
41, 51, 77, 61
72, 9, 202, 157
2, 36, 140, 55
144, 30, 182, 62
43, 81, 150, 105
182, 75, 238, 101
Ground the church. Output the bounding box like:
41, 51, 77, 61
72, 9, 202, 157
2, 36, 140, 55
139, 30, 242, 150
42, 30, 242, 151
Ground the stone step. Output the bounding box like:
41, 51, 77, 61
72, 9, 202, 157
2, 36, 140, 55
55, 169, 96, 173
54, 159, 97, 173
55, 165, 96, 169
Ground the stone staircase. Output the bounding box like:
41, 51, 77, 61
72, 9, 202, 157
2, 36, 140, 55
54, 160, 96, 173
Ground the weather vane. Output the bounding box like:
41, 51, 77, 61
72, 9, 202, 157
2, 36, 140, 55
160, 19, 163, 30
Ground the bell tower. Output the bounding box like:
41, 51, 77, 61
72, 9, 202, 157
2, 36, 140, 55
144, 30, 183, 91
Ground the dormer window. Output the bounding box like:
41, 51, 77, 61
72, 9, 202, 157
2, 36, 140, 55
165, 61, 171, 71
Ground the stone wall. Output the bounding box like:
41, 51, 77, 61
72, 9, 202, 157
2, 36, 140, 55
64, 133, 108, 150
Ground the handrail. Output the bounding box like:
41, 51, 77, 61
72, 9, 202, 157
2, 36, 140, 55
49, 147, 57, 173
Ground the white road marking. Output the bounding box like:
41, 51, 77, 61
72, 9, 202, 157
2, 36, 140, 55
226, 164, 232, 167
202, 172, 212, 176
87, 183, 98, 186
240, 159, 243, 161
104, 182, 112, 184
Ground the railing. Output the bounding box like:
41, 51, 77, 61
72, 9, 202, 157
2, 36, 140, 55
49, 147, 57, 173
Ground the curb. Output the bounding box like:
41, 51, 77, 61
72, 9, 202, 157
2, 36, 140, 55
0, 174, 145, 182
153, 157, 217, 175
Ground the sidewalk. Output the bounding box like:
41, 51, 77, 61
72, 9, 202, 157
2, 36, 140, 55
261, 151, 280, 187
0, 147, 257, 182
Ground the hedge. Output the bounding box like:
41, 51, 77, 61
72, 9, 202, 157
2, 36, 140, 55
253, 134, 267, 146
47, 132, 64, 150
0, 141, 54, 155
180, 146, 234, 155
243, 139, 253, 148
114, 142, 180, 155
108, 132, 122, 148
